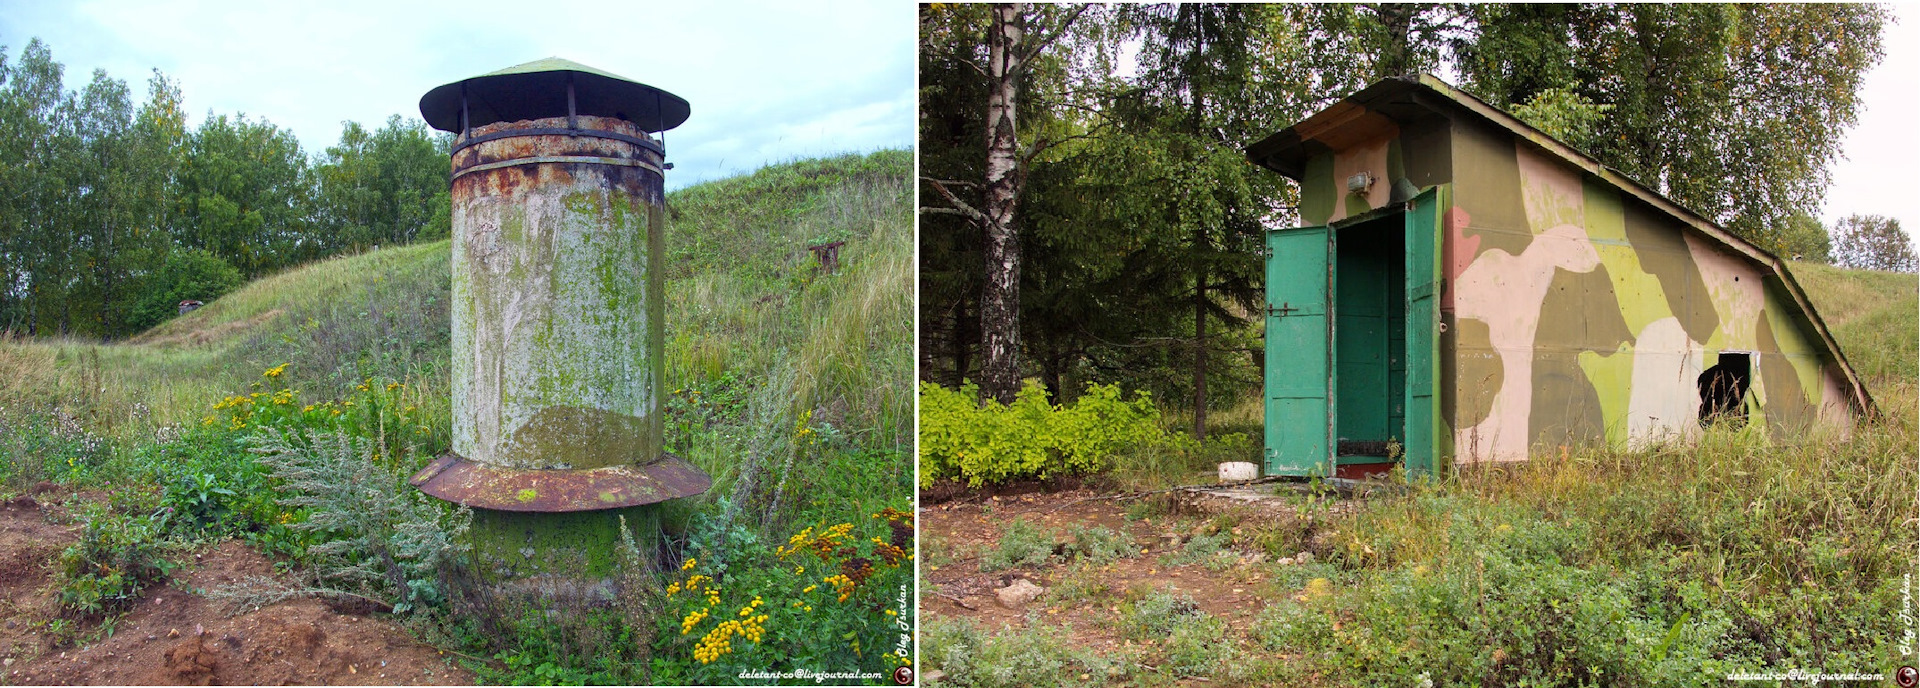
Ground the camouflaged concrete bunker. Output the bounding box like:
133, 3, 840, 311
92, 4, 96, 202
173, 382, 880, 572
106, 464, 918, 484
1245, 74, 1871, 479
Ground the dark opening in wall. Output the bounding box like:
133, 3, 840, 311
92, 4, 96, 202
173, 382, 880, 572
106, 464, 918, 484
1698, 352, 1752, 426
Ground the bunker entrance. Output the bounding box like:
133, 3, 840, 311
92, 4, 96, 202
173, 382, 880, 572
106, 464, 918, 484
1333, 213, 1408, 470
1262, 186, 1442, 480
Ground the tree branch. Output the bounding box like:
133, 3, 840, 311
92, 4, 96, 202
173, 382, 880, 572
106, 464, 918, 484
1015, 4, 1095, 68
920, 176, 987, 223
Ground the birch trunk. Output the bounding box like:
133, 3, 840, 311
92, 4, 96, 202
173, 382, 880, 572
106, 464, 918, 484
979, 2, 1025, 405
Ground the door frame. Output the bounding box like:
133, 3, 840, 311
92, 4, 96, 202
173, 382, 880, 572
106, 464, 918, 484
1262, 184, 1449, 479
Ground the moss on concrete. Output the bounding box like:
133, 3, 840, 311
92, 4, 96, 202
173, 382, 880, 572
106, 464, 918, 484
468, 505, 663, 578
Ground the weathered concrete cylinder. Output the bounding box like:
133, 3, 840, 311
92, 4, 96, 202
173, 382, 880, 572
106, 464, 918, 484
450, 114, 665, 469
411, 59, 707, 579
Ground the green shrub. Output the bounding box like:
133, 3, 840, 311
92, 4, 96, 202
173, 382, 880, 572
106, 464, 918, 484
1250, 599, 1331, 652
980, 518, 1057, 571
1119, 590, 1203, 641
919, 380, 1169, 487
1161, 609, 1233, 679
1046, 563, 1112, 606
125, 248, 245, 333
1063, 524, 1137, 565
0, 407, 114, 487
248, 428, 468, 615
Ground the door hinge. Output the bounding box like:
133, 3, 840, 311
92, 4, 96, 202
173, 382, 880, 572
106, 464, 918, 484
1267, 301, 1302, 318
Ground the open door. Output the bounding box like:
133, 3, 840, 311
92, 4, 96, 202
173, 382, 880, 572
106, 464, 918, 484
1264, 226, 1333, 477
1402, 186, 1446, 476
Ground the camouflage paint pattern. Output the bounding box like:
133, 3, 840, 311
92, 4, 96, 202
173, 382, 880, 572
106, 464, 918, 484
1256, 76, 1865, 468
450, 114, 667, 470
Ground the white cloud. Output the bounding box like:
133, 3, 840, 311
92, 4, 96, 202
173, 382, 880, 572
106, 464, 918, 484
0, 0, 915, 189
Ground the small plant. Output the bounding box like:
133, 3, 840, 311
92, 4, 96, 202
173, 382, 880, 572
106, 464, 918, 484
652, 506, 915, 683
923, 616, 1128, 688
1046, 563, 1112, 606
1063, 524, 1137, 565
1123, 497, 1168, 522
1119, 590, 1203, 641
163, 473, 237, 533
1159, 531, 1233, 568
1161, 609, 1233, 678
1250, 599, 1332, 651
980, 518, 1056, 571
55, 506, 175, 616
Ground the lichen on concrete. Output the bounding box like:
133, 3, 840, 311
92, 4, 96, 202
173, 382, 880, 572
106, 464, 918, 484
450, 119, 666, 471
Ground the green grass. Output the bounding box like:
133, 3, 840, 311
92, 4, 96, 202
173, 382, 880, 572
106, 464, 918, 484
1788, 260, 1919, 384
1242, 263, 1919, 684
932, 261, 1918, 685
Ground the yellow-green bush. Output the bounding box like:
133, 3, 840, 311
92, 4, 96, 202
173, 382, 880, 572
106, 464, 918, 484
918, 380, 1169, 487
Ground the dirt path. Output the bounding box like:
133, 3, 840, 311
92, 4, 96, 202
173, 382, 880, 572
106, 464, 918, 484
0, 495, 476, 686
920, 486, 1341, 675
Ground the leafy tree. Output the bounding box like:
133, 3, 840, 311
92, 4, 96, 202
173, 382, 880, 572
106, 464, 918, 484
1508, 87, 1613, 154
1089, 4, 1318, 437
175, 112, 313, 279
0, 38, 453, 339
1455, 3, 1887, 247
0, 38, 74, 334
1831, 215, 1915, 273
1775, 213, 1832, 264
1306, 3, 1465, 79
313, 115, 451, 253
125, 249, 244, 333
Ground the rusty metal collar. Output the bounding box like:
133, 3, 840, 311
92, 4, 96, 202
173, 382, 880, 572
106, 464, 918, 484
409, 453, 711, 512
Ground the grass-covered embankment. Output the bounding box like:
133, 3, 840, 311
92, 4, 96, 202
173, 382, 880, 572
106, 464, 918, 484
0, 149, 916, 685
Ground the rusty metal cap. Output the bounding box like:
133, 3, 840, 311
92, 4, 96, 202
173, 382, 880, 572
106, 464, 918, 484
409, 452, 711, 512
420, 57, 690, 134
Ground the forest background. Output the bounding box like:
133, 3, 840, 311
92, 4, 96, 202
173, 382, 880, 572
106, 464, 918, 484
0, 37, 450, 339
918, 3, 1913, 438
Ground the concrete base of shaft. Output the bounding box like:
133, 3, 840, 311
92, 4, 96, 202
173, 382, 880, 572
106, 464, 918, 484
467, 505, 664, 582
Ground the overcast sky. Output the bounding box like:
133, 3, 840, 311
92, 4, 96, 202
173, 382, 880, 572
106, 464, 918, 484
0, 0, 915, 191
1821, 3, 1916, 240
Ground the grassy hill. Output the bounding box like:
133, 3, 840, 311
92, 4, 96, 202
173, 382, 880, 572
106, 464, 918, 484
1788, 260, 1919, 385
1, 149, 912, 462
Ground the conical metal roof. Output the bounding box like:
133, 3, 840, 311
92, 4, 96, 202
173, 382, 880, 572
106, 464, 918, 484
419, 57, 690, 134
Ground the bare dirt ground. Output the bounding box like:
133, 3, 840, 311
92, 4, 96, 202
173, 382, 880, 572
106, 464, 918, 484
920, 483, 1356, 676
0, 494, 476, 686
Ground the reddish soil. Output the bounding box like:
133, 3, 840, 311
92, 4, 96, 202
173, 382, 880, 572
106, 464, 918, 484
0, 496, 476, 686
921, 488, 1323, 657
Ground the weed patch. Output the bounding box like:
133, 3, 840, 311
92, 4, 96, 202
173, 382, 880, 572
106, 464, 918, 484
922, 616, 1129, 688
1063, 524, 1137, 565
980, 519, 1056, 571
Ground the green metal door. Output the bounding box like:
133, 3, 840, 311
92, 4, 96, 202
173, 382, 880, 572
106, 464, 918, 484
1265, 226, 1332, 477
1402, 187, 1445, 476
